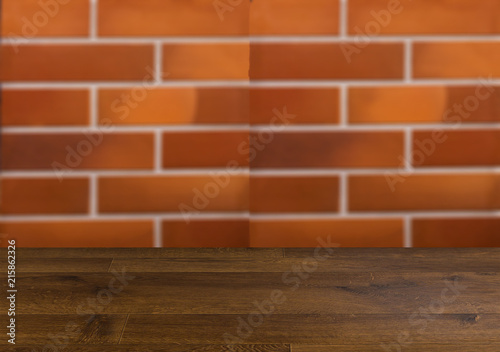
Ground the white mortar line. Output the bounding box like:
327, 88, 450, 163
404, 216, 413, 248
153, 217, 163, 247
89, 0, 98, 40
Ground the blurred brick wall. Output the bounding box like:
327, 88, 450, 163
1, 0, 499, 247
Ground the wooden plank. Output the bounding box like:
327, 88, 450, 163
109, 254, 500, 272
7, 248, 283, 259
1, 315, 127, 345
6, 272, 499, 314
285, 248, 500, 272
292, 345, 500, 352
121, 314, 500, 345
2, 345, 290, 352
0, 258, 112, 273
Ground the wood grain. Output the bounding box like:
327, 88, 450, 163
1, 248, 499, 350
5, 272, 499, 314
121, 314, 500, 344
0, 315, 127, 345
292, 345, 500, 352
1, 258, 112, 273
2, 345, 290, 352
6, 248, 284, 259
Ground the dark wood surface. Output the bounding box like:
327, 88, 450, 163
1, 248, 500, 351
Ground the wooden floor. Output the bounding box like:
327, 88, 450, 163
2, 248, 500, 351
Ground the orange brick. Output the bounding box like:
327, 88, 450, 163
349, 174, 500, 211
0, 221, 153, 247
163, 43, 249, 80
349, 86, 500, 123
0, 178, 88, 215
250, 0, 338, 35
250, 88, 339, 124
414, 42, 500, 78
349, 0, 500, 35
2, 133, 154, 170
250, 43, 403, 79
163, 220, 249, 247
0, 45, 154, 81
99, 0, 249, 36
163, 132, 249, 168
1, 0, 89, 37
414, 218, 500, 247
250, 219, 403, 247
413, 130, 500, 167
250, 176, 339, 213
250, 132, 404, 168
99, 175, 248, 213
2, 89, 89, 126
99, 88, 248, 125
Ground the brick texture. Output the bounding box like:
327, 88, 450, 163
414, 42, 500, 78
0, 178, 88, 214
250, 219, 403, 247
98, 176, 249, 213
0, 221, 153, 247
2, 133, 154, 170
413, 218, 500, 247
163, 220, 250, 247
250, 176, 339, 213
349, 86, 500, 123
1, 0, 89, 37
250, 43, 403, 80
250, 132, 404, 168
2, 89, 89, 126
2, 0, 499, 247
349, 0, 500, 35
0, 45, 154, 81
349, 174, 500, 211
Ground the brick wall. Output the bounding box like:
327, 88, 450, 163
1, 0, 499, 247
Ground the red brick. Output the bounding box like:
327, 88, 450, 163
1, 0, 89, 37
163, 220, 249, 247
250, 0, 338, 35
349, 86, 500, 123
250, 88, 339, 124
162, 132, 249, 168
250, 219, 403, 247
163, 44, 249, 80
414, 42, 500, 78
0, 221, 153, 247
99, 0, 249, 36
250, 176, 339, 213
99, 175, 248, 213
413, 218, 500, 247
0, 45, 154, 81
0, 178, 88, 215
413, 130, 500, 166
2, 89, 89, 126
349, 174, 500, 211
99, 88, 248, 125
250, 132, 404, 168
250, 43, 403, 79
2, 133, 154, 170
349, 0, 500, 35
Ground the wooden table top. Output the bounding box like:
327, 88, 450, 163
2, 248, 500, 351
